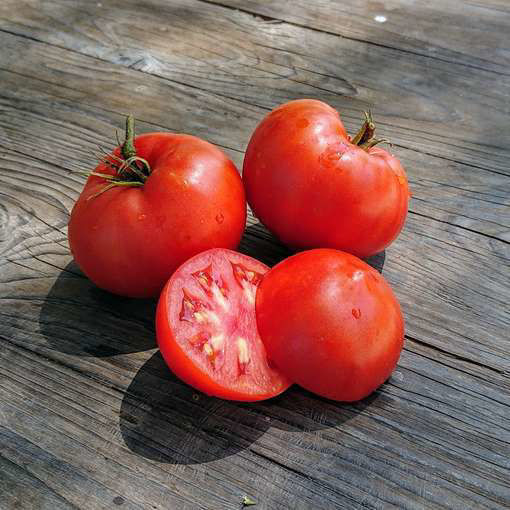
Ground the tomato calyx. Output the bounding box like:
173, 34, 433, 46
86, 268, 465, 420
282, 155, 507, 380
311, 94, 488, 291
351, 111, 391, 150
86, 115, 153, 199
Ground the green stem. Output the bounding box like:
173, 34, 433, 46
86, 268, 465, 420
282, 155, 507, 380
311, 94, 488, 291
120, 115, 151, 177
122, 114, 137, 160
351, 111, 375, 146
108, 180, 144, 187
351, 111, 390, 151
85, 115, 153, 199
86, 180, 144, 200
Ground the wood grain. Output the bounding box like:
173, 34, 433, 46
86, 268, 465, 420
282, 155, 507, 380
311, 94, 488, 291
1, 0, 509, 178
0, 0, 509, 509
204, 0, 510, 74
1, 317, 509, 509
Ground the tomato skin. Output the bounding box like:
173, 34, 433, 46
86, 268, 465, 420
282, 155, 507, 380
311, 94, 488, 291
156, 248, 291, 402
69, 133, 246, 298
256, 249, 404, 402
243, 99, 409, 258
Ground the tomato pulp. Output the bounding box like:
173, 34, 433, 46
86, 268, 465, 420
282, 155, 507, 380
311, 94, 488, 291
243, 100, 410, 258
156, 248, 291, 401
256, 249, 404, 402
69, 122, 246, 298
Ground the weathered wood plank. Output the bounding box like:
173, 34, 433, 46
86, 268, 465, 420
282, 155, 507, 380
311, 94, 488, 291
0, 427, 144, 510
0, 437, 75, 510
1, 309, 509, 509
203, 0, 510, 74
0, 0, 509, 178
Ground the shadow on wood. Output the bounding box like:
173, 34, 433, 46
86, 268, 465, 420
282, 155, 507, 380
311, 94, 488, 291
37, 235, 383, 360
364, 250, 386, 274
119, 351, 270, 464
119, 352, 381, 465
238, 222, 293, 266
38, 262, 157, 357
239, 222, 386, 273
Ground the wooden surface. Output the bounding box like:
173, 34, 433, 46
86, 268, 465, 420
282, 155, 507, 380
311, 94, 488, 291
0, 0, 509, 508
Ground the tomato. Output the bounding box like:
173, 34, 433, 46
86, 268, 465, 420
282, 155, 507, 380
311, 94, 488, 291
156, 248, 291, 401
69, 117, 246, 298
256, 249, 404, 402
243, 100, 410, 258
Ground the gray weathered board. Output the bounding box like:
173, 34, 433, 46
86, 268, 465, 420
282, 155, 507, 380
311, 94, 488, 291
0, 1, 509, 509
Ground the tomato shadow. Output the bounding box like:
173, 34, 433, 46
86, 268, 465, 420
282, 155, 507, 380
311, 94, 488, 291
255, 385, 383, 434
38, 261, 157, 357
238, 222, 293, 266
119, 351, 271, 464
119, 352, 383, 465
239, 222, 386, 274
364, 250, 386, 274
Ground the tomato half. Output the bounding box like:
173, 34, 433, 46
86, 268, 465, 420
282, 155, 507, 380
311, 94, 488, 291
256, 249, 404, 402
156, 248, 291, 401
243, 99, 410, 258
69, 123, 246, 298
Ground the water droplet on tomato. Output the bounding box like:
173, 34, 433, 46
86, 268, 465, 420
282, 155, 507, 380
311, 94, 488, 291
92, 225, 98, 230
138, 214, 147, 221
216, 213, 224, 224
352, 270, 364, 282
352, 308, 361, 319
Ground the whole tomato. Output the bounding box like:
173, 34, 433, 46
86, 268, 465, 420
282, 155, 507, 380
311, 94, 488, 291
243, 100, 410, 258
256, 249, 404, 402
69, 116, 246, 298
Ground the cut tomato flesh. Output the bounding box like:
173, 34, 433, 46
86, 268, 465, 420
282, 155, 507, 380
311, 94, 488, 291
156, 248, 291, 401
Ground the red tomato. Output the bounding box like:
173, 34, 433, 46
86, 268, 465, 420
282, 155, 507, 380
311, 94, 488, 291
243, 100, 410, 258
69, 126, 246, 298
156, 248, 291, 401
256, 249, 404, 402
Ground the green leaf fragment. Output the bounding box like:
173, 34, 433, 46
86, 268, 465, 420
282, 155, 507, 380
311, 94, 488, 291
242, 496, 256, 507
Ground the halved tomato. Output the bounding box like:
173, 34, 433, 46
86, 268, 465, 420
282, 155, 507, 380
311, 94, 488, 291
156, 248, 291, 401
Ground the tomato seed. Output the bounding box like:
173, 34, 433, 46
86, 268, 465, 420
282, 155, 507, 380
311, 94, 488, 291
237, 337, 250, 374
188, 332, 210, 348
210, 334, 225, 350
179, 288, 208, 322
192, 265, 214, 295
